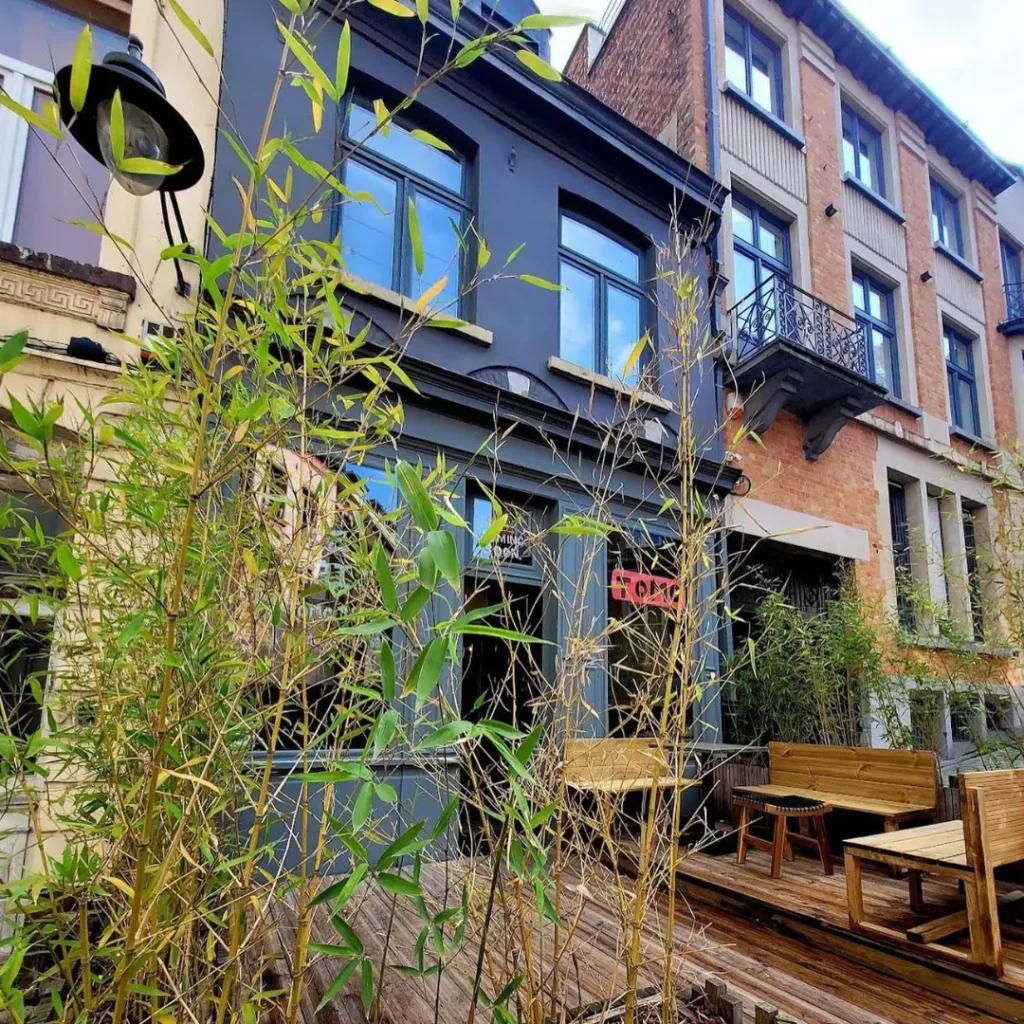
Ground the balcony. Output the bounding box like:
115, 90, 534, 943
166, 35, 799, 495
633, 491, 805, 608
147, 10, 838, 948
726, 277, 886, 460
998, 282, 1024, 337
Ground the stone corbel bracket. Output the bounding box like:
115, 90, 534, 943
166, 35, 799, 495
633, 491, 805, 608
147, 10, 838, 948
0, 241, 136, 333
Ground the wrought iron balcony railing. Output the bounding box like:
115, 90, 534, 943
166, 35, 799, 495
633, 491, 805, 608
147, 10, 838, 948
1004, 281, 1024, 325
728, 276, 869, 378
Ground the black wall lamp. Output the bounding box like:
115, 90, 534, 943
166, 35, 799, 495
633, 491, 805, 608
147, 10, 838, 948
55, 35, 205, 296
920, 270, 933, 283
825, 203, 838, 218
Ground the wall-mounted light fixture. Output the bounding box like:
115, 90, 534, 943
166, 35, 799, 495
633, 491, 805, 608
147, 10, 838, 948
920, 270, 933, 283
825, 203, 838, 218
55, 35, 205, 296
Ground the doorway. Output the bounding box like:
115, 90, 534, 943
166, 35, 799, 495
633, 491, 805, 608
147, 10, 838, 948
458, 578, 546, 852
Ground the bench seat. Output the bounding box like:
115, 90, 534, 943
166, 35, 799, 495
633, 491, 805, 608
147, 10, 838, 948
736, 783, 934, 823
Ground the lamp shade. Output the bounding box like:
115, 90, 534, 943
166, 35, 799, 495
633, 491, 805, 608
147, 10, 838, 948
55, 38, 205, 194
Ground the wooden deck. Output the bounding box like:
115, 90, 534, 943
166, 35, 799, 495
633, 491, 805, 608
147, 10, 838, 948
255, 857, 1018, 1024
673, 844, 1024, 1022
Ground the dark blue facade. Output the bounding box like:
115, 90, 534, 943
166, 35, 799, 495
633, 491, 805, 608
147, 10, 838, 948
213, 0, 735, 865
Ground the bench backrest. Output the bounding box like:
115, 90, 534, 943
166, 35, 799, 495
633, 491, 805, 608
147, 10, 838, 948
768, 742, 939, 810
563, 738, 668, 786
960, 768, 1024, 870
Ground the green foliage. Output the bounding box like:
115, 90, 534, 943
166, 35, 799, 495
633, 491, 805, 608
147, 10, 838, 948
730, 578, 889, 746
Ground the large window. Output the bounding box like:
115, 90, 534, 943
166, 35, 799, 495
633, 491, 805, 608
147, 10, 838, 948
558, 212, 645, 385
1, 0, 124, 263
0, 618, 50, 739
852, 267, 899, 396
732, 194, 790, 344
724, 6, 783, 118
841, 105, 884, 196
340, 103, 467, 313
944, 324, 980, 436
888, 482, 915, 632
930, 179, 964, 257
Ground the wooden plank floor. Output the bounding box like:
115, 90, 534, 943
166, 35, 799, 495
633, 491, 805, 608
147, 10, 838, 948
254, 857, 1017, 1024
673, 845, 1024, 1021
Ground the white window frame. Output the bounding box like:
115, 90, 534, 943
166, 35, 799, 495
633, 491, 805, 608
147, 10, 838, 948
0, 53, 55, 243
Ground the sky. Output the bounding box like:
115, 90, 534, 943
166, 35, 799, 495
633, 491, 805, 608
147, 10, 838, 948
537, 0, 1024, 167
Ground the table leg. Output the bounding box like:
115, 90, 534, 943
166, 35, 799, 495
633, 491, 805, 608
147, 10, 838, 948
813, 814, 833, 876
845, 850, 865, 928
908, 869, 924, 912
770, 814, 787, 879
736, 803, 751, 866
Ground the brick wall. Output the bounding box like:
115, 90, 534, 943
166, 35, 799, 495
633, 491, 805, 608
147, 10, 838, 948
564, 0, 709, 171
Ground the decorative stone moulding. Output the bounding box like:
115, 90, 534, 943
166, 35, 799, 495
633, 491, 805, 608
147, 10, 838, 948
0, 242, 135, 333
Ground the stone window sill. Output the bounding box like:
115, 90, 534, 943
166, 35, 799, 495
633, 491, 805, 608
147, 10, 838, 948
842, 174, 906, 224
338, 273, 493, 346
547, 355, 673, 411
884, 393, 922, 418
949, 424, 999, 453
722, 83, 805, 150
933, 242, 983, 283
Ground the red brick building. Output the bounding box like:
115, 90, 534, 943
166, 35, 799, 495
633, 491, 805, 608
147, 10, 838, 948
567, 0, 1024, 764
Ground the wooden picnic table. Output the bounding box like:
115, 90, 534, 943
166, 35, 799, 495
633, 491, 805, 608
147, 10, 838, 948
845, 770, 1024, 977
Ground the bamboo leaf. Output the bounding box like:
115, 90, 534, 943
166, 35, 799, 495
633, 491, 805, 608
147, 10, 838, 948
407, 198, 424, 277
396, 461, 437, 531
0, 331, 28, 368
118, 157, 184, 176
316, 958, 359, 1010
277, 20, 336, 99
376, 872, 421, 896
380, 637, 396, 702
415, 0, 428, 22
367, 0, 416, 16
372, 542, 398, 613
70, 25, 92, 112
415, 637, 448, 709
515, 48, 561, 82
109, 90, 125, 166
426, 530, 459, 590
451, 623, 549, 644
352, 782, 373, 830
519, 14, 588, 28
419, 720, 472, 749
56, 544, 82, 582
519, 273, 563, 291
0, 93, 61, 137
621, 331, 649, 381
336, 20, 351, 98
409, 128, 452, 152
412, 275, 449, 313
168, 0, 216, 58
115, 613, 147, 647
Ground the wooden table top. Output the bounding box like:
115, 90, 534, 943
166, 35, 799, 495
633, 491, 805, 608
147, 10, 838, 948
565, 775, 699, 794
845, 820, 967, 869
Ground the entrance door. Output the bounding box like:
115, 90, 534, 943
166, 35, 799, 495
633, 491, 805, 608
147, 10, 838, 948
458, 579, 545, 852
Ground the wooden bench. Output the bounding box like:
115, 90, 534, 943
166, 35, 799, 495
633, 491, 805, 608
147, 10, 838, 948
563, 738, 692, 795
844, 768, 1024, 976
737, 742, 938, 831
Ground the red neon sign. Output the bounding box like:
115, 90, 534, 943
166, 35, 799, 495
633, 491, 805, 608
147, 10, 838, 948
610, 568, 682, 610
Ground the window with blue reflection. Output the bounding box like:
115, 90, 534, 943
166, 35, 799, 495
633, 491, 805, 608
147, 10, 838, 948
724, 6, 783, 118
345, 462, 399, 515
852, 267, 899, 397
944, 325, 980, 436
931, 179, 964, 257
558, 213, 646, 387
340, 102, 467, 312
842, 105, 885, 196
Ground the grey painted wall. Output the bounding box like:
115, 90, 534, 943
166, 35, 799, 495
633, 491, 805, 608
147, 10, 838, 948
215, 0, 728, 867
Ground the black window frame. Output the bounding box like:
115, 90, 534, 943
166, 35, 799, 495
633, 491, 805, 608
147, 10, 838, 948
732, 192, 792, 347
852, 266, 900, 397
888, 482, 915, 632
841, 104, 885, 197
944, 323, 981, 437
962, 501, 984, 642
930, 178, 964, 257
557, 210, 648, 384
723, 5, 785, 119
337, 99, 470, 315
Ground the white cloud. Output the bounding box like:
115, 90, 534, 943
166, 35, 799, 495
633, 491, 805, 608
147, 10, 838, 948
540, 0, 1024, 165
